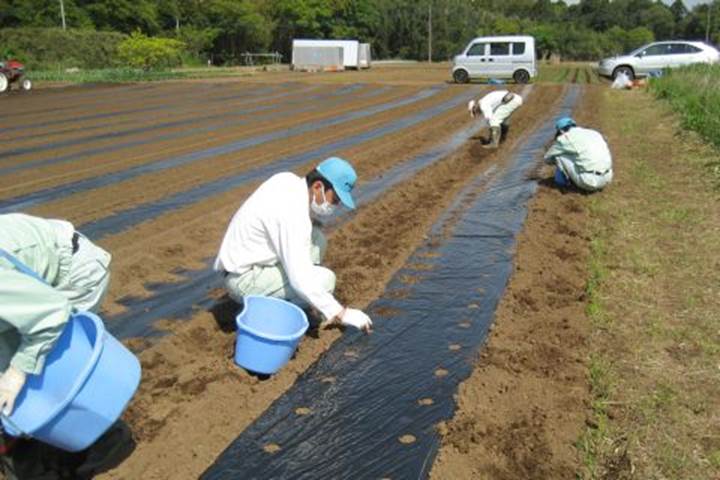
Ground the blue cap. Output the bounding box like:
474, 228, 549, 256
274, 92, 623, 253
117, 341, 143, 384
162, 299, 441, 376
316, 157, 357, 209
555, 117, 577, 131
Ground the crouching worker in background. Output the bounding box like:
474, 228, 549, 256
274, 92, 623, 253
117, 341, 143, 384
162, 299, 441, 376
215, 157, 373, 333
544, 117, 613, 192
468, 89, 523, 149
0, 213, 131, 479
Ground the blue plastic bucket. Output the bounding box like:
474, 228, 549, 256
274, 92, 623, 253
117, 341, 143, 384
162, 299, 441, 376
1, 312, 141, 452
234, 296, 309, 375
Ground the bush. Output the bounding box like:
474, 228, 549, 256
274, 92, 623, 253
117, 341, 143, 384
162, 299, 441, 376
117, 31, 185, 70
0, 28, 126, 69
650, 64, 720, 149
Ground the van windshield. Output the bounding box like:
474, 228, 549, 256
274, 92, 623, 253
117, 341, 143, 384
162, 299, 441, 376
467, 43, 486, 56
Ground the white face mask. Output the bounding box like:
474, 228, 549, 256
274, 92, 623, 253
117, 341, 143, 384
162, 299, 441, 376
311, 186, 335, 216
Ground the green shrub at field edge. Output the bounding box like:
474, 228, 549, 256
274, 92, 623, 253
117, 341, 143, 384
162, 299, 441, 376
29, 66, 255, 84
650, 64, 720, 150
117, 31, 185, 71
0, 27, 125, 69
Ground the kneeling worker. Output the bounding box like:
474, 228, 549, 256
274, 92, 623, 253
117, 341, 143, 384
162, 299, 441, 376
0, 213, 112, 416
468, 89, 523, 148
215, 157, 373, 333
0, 213, 121, 478
544, 117, 613, 192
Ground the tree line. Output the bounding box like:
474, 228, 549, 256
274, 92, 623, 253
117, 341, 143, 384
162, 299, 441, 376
0, 0, 718, 64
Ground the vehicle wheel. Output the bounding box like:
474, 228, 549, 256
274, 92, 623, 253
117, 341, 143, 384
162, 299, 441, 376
0, 73, 8, 93
20, 78, 32, 91
453, 69, 469, 84
612, 66, 634, 80
513, 69, 530, 84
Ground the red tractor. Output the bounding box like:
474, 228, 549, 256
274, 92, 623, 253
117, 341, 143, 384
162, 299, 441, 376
0, 59, 32, 93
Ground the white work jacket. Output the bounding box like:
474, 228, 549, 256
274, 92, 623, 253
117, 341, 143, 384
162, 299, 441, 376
214, 173, 343, 320
479, 90, 512, 121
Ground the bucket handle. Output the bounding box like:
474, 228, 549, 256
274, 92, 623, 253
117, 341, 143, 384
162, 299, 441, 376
237, 296, 309, 342
1, 313, 106, 437
30, 313, 106, 434
1, 415, 23, 437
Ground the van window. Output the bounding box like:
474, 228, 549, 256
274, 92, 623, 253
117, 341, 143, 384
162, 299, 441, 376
490, 43, 510, 56
512, 43, 526, 55
467, 43, 486, 56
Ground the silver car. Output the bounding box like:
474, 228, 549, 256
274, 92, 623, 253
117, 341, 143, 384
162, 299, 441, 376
598, 41, 720, 79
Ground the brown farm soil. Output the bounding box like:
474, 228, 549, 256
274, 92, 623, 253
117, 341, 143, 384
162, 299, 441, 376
431, 87, 603, 480
1, 64, 592, 479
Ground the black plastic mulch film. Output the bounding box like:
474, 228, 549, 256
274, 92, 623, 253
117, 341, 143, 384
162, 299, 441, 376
201, 86, 580, 480
103, 86, 490, 341
104, 85, 536, 342
0, 84, 414, 213
0, 83, 367, 176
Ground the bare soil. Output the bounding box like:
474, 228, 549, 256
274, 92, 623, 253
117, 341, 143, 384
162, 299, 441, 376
0, 65, 599, 479
431, 86, 602, 480
99, 85, 563, 480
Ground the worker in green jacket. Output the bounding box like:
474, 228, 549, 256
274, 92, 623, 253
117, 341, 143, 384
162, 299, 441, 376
0, 213, 111, 416
544, 117, 613, 192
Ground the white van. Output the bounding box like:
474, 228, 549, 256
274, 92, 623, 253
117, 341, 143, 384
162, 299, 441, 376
452, 35, 536, 84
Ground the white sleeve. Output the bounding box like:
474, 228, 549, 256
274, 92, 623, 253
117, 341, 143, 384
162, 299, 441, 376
270, 216, 343, 321
480, 100, 494, 120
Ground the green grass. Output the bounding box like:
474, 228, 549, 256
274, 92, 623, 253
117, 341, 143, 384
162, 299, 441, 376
536, 63, 568, 83
575, 87, 720, 479
650, 64, 720, 153
709, 450, 720, 469
536, 62, 601, 84
576, 354, 614, 478
659, 206, 698, 225
30, 66, 261, 84
585, 236, 609, 328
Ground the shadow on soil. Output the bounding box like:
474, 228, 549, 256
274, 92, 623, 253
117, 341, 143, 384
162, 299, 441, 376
1, 421, 135, 480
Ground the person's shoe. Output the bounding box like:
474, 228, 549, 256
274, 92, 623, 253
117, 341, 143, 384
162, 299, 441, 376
500, 123, 510, 143
482, 127, 501, 149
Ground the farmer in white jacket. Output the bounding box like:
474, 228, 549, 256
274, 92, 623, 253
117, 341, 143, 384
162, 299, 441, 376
468, 89, 523, 148
544, 117, 613, 192
215, 157, 373, 333
0, 213, 112, 416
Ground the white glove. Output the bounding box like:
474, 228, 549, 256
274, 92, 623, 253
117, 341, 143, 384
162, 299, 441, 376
340, 308, 373, 333
0, 366, 26, 416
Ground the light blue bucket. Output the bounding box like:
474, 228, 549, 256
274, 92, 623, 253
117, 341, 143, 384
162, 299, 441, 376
1, 312, 141, 452
234, 296, 309, 375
